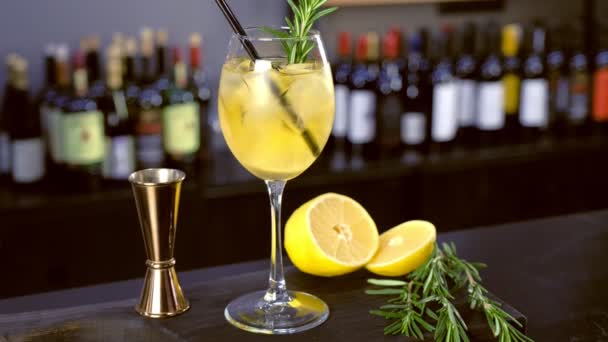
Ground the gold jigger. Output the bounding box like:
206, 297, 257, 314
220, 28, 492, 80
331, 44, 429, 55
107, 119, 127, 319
129, 168, 190, 318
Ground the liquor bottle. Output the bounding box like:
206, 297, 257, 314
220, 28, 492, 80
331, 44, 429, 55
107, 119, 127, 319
188, 33, 212, 161
519, 23, 549, 142
430, 26, 459, 152
401, 29, 432, 153
376, 30, 404, 157
155, 29, 170, 93
85, 36, 105, 99
502, 24, 522, 143
99, 45, 135, 182
123, 38, 141, 109
135, 28, 165, 168
47, 44, 71, 181
546, 24, 570, 136
331, 31, 352, 152
348, 34, 377, 164
161, 46, 200, 173
567, 23, 591, 136
455, 22, 478, 146
476, 21, 505, 146
60, 51, 105, 192
37, 44, 58, 151
0, 55, 18, 184
592, 30, 608, 133
8, 57, 45, 187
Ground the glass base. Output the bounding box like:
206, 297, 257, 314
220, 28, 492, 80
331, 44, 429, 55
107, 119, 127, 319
224, 290, 329, 335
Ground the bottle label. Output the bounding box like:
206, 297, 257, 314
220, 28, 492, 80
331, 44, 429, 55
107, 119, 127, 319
431, 82, 458, 142
0, 132, 11, 174
477, 81, 505, 131
457, 79, 476, 127
103, 135, 135, 180
348, 90, 376, 144
61, 111, 105, 164
570, 72, 589, 122
401, 112, 426, 145
520, 79, 549, 128
136, 109, 163, 167
163, 102, 201, 155
48, 109, 64, 162
333, 85, 349, 138
592, 69, 608, 122
12, 138, 45, 183
503, 73, 520, 115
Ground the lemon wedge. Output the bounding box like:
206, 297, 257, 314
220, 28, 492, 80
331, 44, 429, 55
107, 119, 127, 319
285, 193, 379, 277
366, 220, 436, 277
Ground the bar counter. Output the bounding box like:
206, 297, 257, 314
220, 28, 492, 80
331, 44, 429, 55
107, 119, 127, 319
1, 210, 607, 340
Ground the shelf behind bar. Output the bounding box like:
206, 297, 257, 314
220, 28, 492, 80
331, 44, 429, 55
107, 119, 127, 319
325, 0, 493, 6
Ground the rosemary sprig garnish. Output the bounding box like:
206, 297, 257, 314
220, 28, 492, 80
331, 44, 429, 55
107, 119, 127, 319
366, 243, 534, 342
264, 0, 337, 64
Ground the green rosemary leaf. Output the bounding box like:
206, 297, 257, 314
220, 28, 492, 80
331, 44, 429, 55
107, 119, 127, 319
365, 288, 404, 295
367, 279, 408, 286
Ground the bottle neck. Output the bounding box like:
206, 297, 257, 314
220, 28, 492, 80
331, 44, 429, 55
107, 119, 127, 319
125, 55, 137, 82
73, 68, 88, 96
86, 50, 101, 82
174, 62, 188, 89
156, 46, 166, 76
107, 60, 123, 90
56, 61, 70, 89
190, 46, 202, 72
45, 56, 57, 87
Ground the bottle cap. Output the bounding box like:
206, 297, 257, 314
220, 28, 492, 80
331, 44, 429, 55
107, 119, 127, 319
383, 31, 399, 59
355, 34, 368, 61
338, 31, 351, 58
367, 32, 379, 61
502, 24, 521, 56
156, 29, 168, 46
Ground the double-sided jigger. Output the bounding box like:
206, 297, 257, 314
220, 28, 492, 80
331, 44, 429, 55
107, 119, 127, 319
129, 168, 190, 318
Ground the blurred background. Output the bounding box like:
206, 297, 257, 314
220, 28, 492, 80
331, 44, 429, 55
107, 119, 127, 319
0, 0, 607, 298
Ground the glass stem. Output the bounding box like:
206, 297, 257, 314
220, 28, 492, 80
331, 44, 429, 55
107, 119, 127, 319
264, 180, 289, 304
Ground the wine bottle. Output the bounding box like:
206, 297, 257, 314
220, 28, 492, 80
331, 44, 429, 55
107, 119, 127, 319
162, 46, 200, 173
37, 44, 58, 154
376, 30, 404, 157
455, 22, 478, 146
348, 34, 377, 165
476, 21, 505, 146
401, 29, 432, 153
331, 31, 352, 153
85, 36, 105, 99
519, 23, 549, 142
546, 23, 570, 137
8, 57, 45, 187
592, 29, 608, 133
567, 23, 591, 136
135, 28, 165, 169
188, 33, 212, 161
123, 38, 141, 111
99, 45, 135, 182
0, 55, 18, 184
60, 51, 105, 192
155, 29, 170, 93
430, 26, 459, 152
502, 24, 522, 143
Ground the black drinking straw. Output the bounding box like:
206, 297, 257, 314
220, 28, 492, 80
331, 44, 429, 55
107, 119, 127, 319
214, 0, 320, 157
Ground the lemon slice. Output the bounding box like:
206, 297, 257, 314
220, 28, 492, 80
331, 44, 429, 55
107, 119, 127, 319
285, 193, 379, 277
366, 221, 436, 277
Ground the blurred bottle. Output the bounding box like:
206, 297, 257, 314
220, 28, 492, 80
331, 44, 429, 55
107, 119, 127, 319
135, 28, 165, 168
502, 24, 522, 143
9, 57, 45, 188
44, 44, 71, 188
123, 37, 141, 113
84, 36, 105, 99
37, 44, 58, 155
0, 55, 17, 184
162, 46, 200, 173
567, 23, 591, 136
454, 22, 478, 146
476, 21, 505, 146
331, 31, 352, 153
519, 22, 549, 142
348, 34, 377, 164
430, 26, 459, 152
592, 27, 608, 133
155, 29, 170, 93
60, 51, 105, 192
401, 29, 432, 153
546, 23, 570, 136
100, 45, 135, 182
376, 30, 404, 157
188, 33, 212, 161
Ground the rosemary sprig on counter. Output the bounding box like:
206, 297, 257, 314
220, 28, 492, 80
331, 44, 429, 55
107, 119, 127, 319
366, 243, 534, 342
264, 0, 337, 64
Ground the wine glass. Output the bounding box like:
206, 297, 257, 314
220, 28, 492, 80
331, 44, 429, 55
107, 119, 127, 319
218, 27, 334, 334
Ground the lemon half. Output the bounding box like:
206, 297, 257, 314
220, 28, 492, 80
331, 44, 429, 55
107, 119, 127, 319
285, 193, 379, 277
